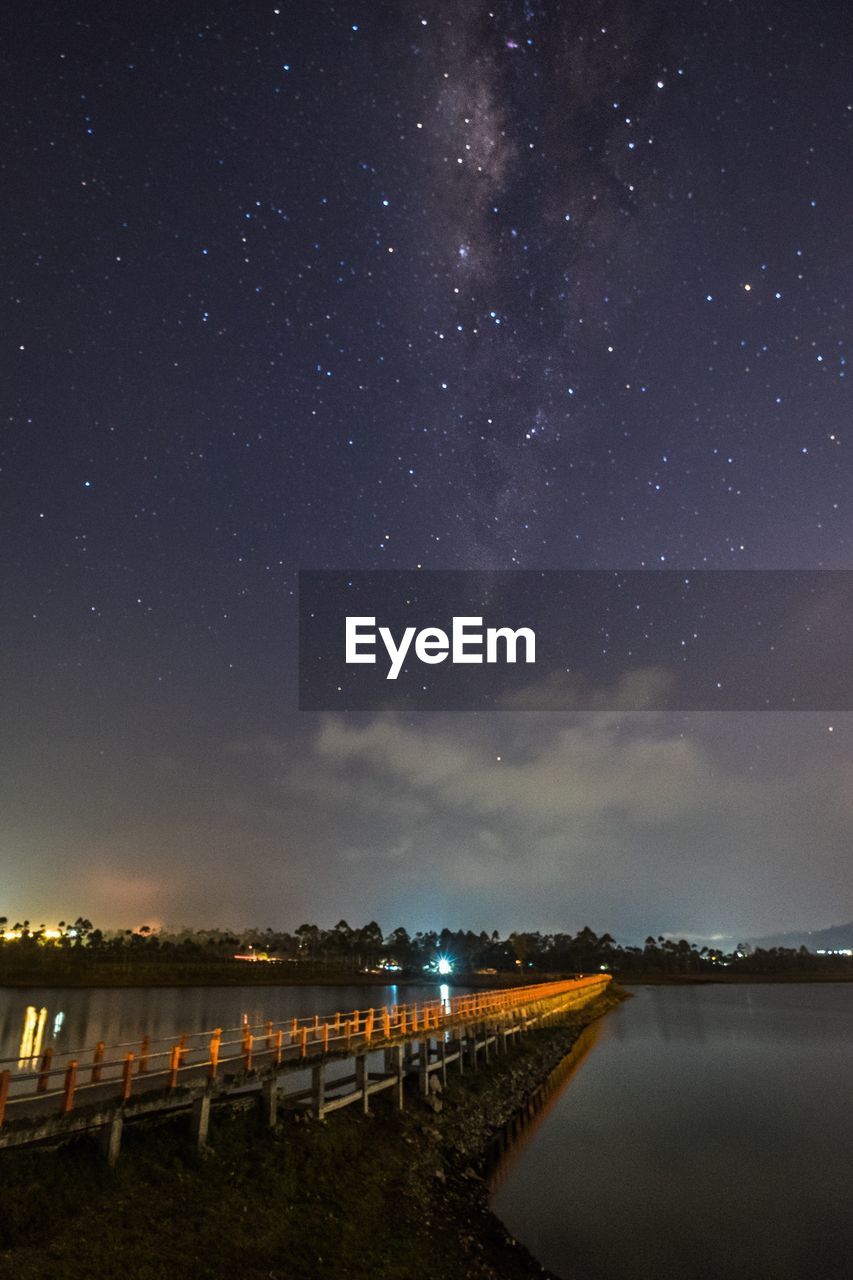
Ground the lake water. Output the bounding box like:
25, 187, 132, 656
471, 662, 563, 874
0, 981, 453, 1069
491, 984, 853, 1280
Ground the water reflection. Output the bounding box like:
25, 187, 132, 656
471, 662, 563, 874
489, 1018, 604, 1192
17, 1005, 47, 1068
491, 985, 853, 1280
0, 982, 464, 1067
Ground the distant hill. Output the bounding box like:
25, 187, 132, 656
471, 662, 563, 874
747, 921, 853, 953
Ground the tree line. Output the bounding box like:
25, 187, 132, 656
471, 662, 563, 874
0, 915, 849, 979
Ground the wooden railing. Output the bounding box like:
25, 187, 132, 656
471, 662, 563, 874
0, 975, 611, 1144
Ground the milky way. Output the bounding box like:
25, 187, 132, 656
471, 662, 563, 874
1, 2, 852, 938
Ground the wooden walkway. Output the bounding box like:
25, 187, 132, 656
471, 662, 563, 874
0, 975, 610, 1164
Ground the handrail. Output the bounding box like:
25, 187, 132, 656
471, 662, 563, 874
0, 975, 604, 1068
0, 975, 611, 1127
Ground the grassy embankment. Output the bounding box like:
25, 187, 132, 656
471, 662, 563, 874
0, 987, 624, 1280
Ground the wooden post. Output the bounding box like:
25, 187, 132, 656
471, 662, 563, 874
100, 1111, 123, 1167
300, 1026, 308, 1059
311, 1061, 326, 1120
191, 1091, 211, 1150
355, 1053, 369, 1115
244, 1032, 254, 1072
456, 1034, 465, 1075
168, 1044, 180, 1089
439, 1037, 447, 1087
208, 1029, 221, 1079
91, 1041, 105, 1083
0, 1070, 8, 1128
121, 1052, 134, 1101
290, 1017, 298, 1043
37, 1046, 53, 1093
274, 1028, 284, 1067
382, 1008, 391, 1039
139, 1036, 150, 1073
322, 1023, 330, 1053
62, 1060, 78, 1114
265, 1020, 274, 1050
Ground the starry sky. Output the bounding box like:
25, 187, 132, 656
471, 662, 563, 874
2, 0, 852, 941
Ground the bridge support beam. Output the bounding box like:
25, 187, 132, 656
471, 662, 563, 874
355, 1053, 369, 1115
312, 1062, 326, 1120
418, 1039, 431, 1096
100, 1111, 123, 1167
191, 1091, 211, 1150
260, 1077, 278, 1128
392, 1043, 404, 1110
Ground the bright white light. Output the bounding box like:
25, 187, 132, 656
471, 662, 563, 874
437, 956, 452, 975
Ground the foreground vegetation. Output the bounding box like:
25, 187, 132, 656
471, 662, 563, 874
0, 994, 621, 1279
1, 915, 850, 986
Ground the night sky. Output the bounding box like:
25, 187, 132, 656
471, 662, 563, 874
2, 1, 852, 941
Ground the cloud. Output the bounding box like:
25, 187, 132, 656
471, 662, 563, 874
314, 713, 709, 828
496, 665, 677, 711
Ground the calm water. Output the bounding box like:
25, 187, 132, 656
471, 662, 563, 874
0, 981, 452, 1067
491, 984, 853, 1280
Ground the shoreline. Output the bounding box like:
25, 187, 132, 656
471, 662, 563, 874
0, 990, 624, 1279
3, 968, 853, 990
618, 970, 853, 984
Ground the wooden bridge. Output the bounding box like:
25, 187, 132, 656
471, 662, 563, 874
0, 975, 611, 1165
